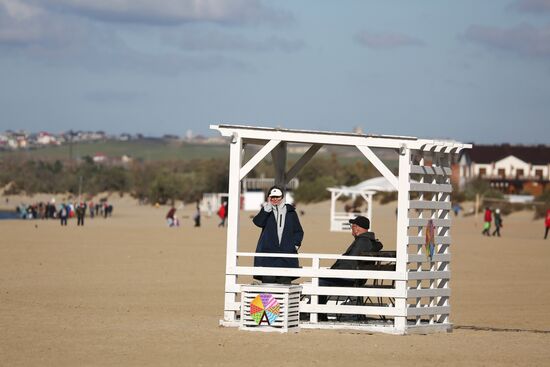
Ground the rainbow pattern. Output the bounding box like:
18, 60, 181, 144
250, 294, 280, 325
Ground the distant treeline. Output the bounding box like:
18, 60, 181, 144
0, 155, 380, 205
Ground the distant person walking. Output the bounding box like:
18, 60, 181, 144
452, 203, 463, 216
193, 202, 201, 227
206, 201, 212, 218
166, 207, 178, 227
59, 204, 68, 226
217, 202, 227, 227
88, 201, 95, 219
482, 207, 492, 236
76, 202, 86, 226
545, 209, 550, 240
492, 208, 503, 237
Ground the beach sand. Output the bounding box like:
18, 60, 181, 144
1, 195, 549, 366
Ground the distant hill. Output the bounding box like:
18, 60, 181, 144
0, 139, 398, 170
0, 139, 230, 162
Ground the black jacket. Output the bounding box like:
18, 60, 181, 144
331, 232, 383, 270
252, 204, 304, 269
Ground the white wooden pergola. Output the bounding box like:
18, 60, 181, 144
211, 124, 471, 334
328, 176, 396, 232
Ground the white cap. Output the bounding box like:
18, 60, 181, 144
268, 188, 283, 197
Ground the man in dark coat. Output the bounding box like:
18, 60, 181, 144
76, 202, 86, 226
253, 186, 304, 284
318, 215, 383, 308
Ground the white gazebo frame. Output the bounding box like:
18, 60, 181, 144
328, 176, 404, 232
211, 124, 470, 335
328, 186, 377, 232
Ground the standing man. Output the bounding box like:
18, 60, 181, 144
59, 204, 68, 226
193, 202, 201, 227
76, 202, 86, 226
492, 208, 503, 237
253, 186, 304, 284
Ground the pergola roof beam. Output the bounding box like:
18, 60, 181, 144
285, 144, 323, 184
356, 145, 398, 190
239, 139, 281, 180
211, 124, 472, 151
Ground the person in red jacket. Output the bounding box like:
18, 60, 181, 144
217, 202, 227, 227
545, 209, 550, 240
482, 207, 492, 236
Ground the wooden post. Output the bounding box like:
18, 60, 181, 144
224, 133, 243, 322
310, 256, 319, 323
366, 192, 373, 229
395, 145, 411, 333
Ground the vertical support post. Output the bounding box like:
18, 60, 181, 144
429, 152, 438, 325
330, 191, 336, 231
439, 153, 452, 325
224, 133, 243, 322
366, 193, 373, 228
271, 142, 287, 188
310, 256, 319, 323
395, 145, 411, 333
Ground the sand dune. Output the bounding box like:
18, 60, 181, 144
1, 196, 549, 366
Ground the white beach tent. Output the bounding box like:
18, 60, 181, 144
328, 176, 397, 232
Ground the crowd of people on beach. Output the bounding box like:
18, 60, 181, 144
164, 200, 227, 228
15, 200, 114, 226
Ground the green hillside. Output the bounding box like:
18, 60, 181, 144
0, 140, 230, 161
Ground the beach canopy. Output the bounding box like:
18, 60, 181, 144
327, 176, 396, 232
342, 176, 396, 193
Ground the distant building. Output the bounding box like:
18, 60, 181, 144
36, 132, 59, 145
458, 144, 550, 195
119, 133, 132, 141
93, 153, 108, 163
121, 155, 132, 164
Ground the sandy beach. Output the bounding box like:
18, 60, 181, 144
1, 194, 549, 366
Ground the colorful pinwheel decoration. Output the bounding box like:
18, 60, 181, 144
425, 219, 436, 260
250, 294, 280, 326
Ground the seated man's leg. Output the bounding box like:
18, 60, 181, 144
318, 278, 355, 305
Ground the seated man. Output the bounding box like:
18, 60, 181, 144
318, 215, 383, 308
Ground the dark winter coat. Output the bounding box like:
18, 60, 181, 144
494, 213, 503, 227
331, 232, 383, 271
253, 204, 304, 269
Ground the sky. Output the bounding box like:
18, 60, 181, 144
0, 0, 549, 144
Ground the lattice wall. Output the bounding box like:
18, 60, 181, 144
406, 150, 453, 330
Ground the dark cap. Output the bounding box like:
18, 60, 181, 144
349, 215, 370, 230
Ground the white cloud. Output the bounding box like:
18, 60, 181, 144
354, 30, 424, 49
0, 0, 281, 73
30, 0, 293, 26
0, 0, 64, 45
463, 23, 550, 59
